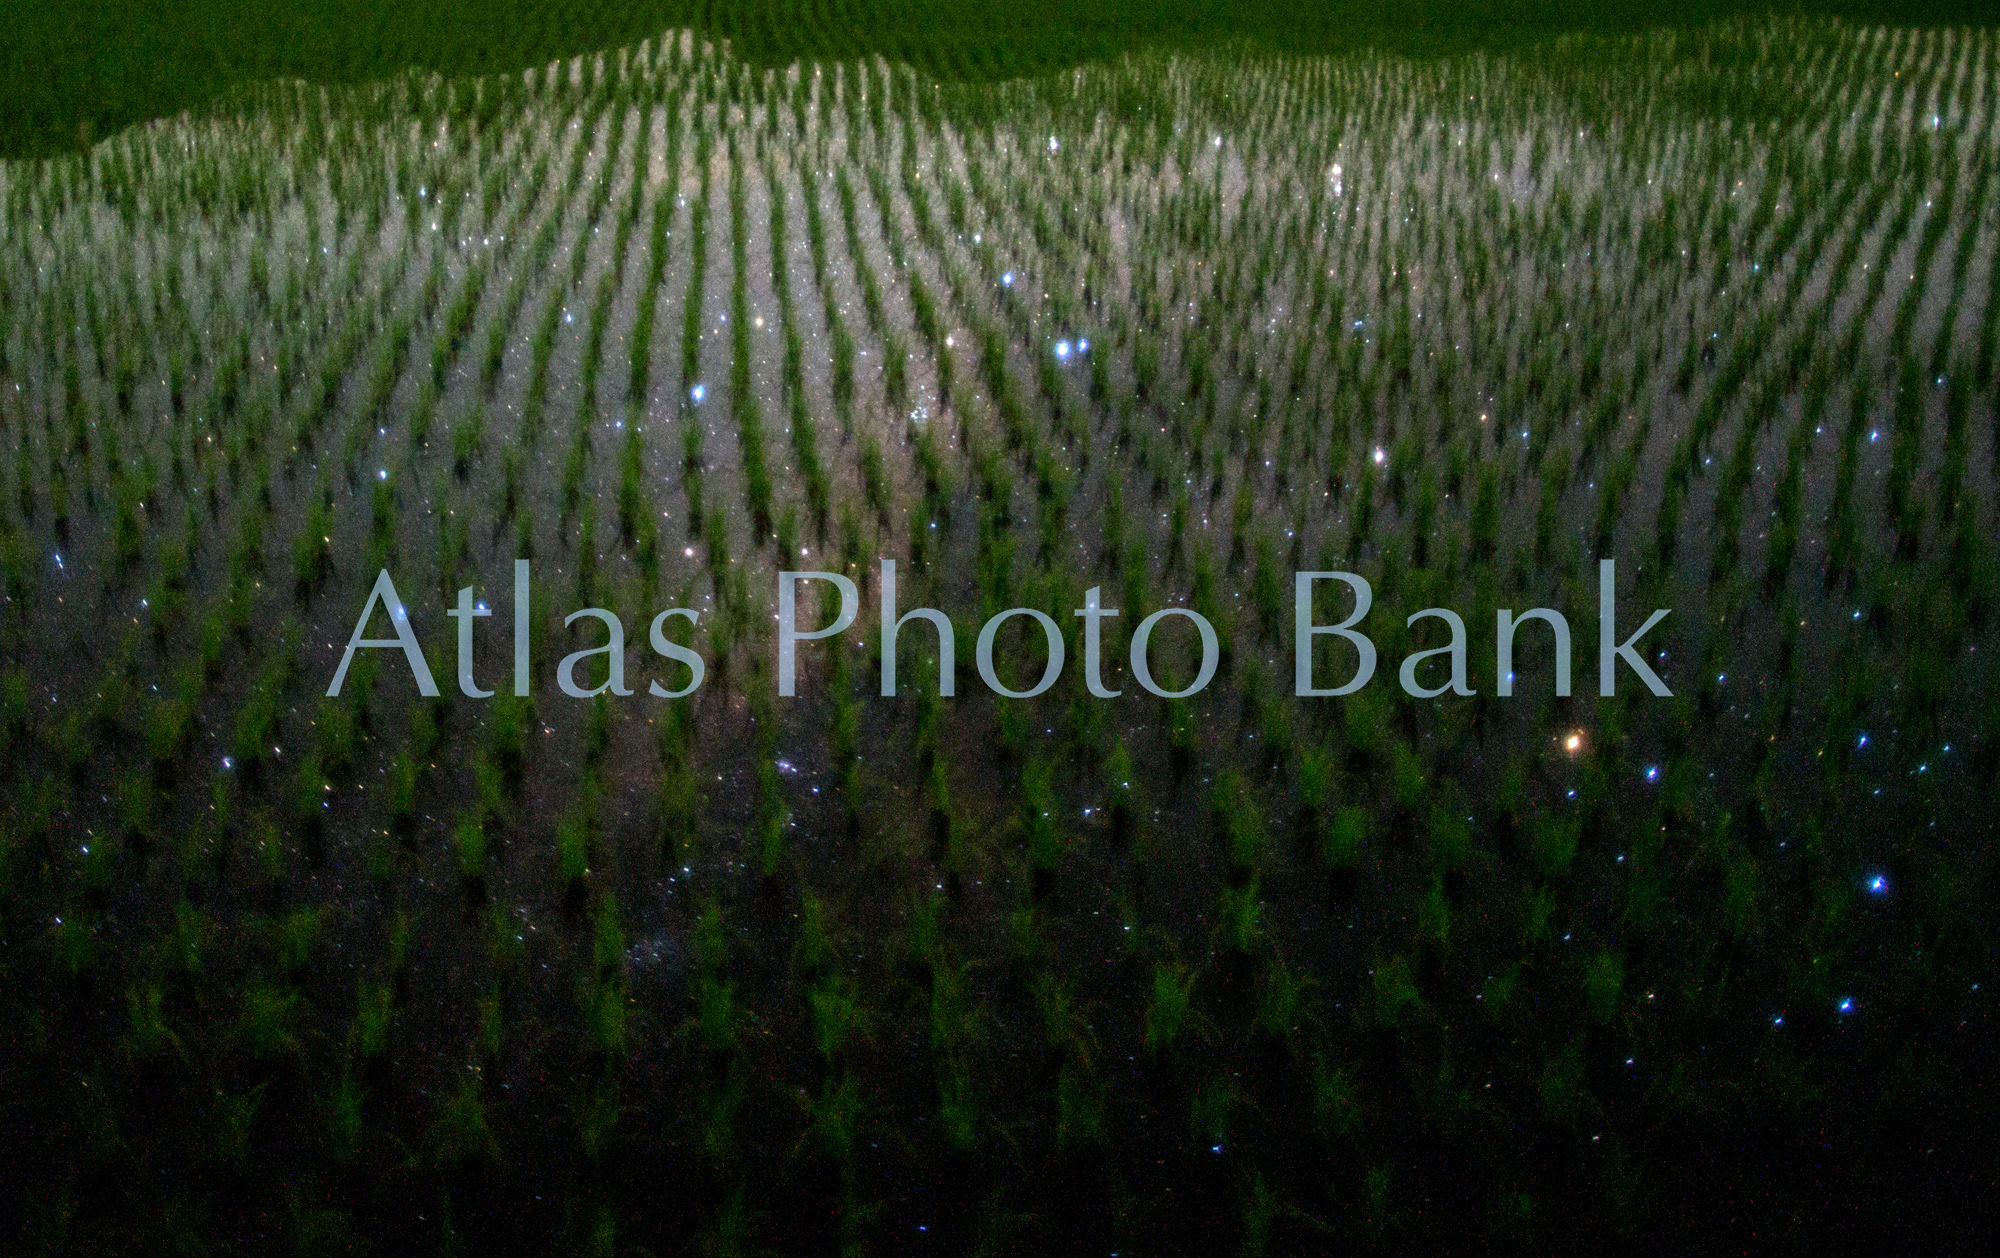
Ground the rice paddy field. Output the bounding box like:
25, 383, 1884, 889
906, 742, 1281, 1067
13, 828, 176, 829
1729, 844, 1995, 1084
1, 11, 1997, 1253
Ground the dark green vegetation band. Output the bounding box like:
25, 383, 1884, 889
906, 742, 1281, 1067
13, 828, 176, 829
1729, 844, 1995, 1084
3, 1, 1994, 159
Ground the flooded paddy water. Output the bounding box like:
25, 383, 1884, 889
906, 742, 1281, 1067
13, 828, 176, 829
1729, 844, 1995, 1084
0, 18, 1995, 1252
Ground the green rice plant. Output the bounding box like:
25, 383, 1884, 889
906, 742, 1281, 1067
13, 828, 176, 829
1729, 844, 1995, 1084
679, 418, 706, 534
1103, 739, 1138, 842
1216, 878, 1261, 957
292, 492, 334, 597
755, 751, 786, 876
1529, 813, 1580, 881
1585, 948, 1625, 1026
115, 770, 160, 860
277, 906, 324, 981
935, 1050, 979, 1151
159, 901, 212, 984
353, 979, 393, 1061
1055, 1059, 1107, 1151
558, 422, 590, 528
657, 734, 700, 857
1020, 756, 1061, 880
1212, 770, 1263, 875
860, 436, 888, 521
235, 983, 304, 1062
828, 312, 856, 417
428, 1070, 499, 1169
803, 1070, 864, 1164
1189, 1075, 1238, 1154
897, 889, 943, 990
557, 799, 593, 894
1166, 698, 1198, 776
1390, 738, 1427, 815
584, 980, 629, 1062
608, 424, 646, 543
575, 1072, 623, 1166
1144, 962, 1192, 1058
314, 695, 360, 783
483, 691, 532, 792
323, 1064, 363, 1166
451, 406, 486, 480
883, 331, 908, 410
1322, 804, 1366, 876
808, 973, 870, 1063
455, 814, 488, 884
1536, 1038, 1587, 1127
119, 982, 183, 1064
695, 970, 738, 1062
1417, 876, 1451, 955
1309, 1053, 1361, 1140
679, 194, 710, 390
206, 1082, 268, 1175
1364, 954, 1421, 1032
1427, 805, 1470, 874
794, 893, 835, 978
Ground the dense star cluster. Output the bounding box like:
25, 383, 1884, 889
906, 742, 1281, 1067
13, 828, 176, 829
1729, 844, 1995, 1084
0, 17, 1994, 1252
